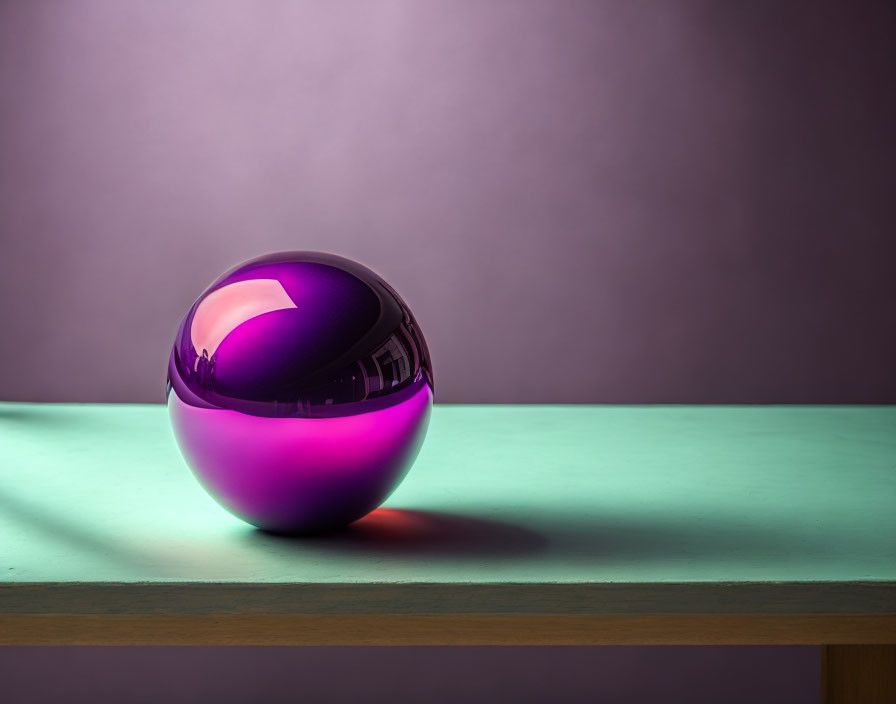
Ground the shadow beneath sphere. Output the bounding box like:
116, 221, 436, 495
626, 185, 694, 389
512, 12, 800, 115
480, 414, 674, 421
243, 499, 872, 573
248, 508, 547, 559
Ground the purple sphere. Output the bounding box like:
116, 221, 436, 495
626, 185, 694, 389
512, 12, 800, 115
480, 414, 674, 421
167, 252, 433, 534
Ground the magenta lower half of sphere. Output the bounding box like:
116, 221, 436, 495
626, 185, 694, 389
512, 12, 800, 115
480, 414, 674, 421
168, 380, 432, 534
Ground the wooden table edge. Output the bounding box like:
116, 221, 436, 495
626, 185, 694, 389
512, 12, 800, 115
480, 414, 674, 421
1, 613, 894, 646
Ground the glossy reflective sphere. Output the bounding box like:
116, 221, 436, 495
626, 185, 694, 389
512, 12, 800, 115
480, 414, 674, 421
167, 252, 433, 534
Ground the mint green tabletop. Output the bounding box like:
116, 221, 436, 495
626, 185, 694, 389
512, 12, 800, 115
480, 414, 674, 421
1, 403, 895, 614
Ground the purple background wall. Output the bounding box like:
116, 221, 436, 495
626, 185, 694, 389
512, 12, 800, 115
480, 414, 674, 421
1, 1, 892, 701
0, 647, 819, 704
1, 0, 894, 404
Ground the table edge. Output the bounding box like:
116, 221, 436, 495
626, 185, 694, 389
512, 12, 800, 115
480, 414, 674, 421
2, 613, 895, 646
3, 581, 895, 615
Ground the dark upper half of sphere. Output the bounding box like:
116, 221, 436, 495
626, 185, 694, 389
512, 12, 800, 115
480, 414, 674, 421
168, 252, 432, 418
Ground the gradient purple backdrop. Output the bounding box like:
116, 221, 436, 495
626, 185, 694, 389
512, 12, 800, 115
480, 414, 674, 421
1, 1, 893, 701
1, 0, 894, 404
0, 647, 819, 704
